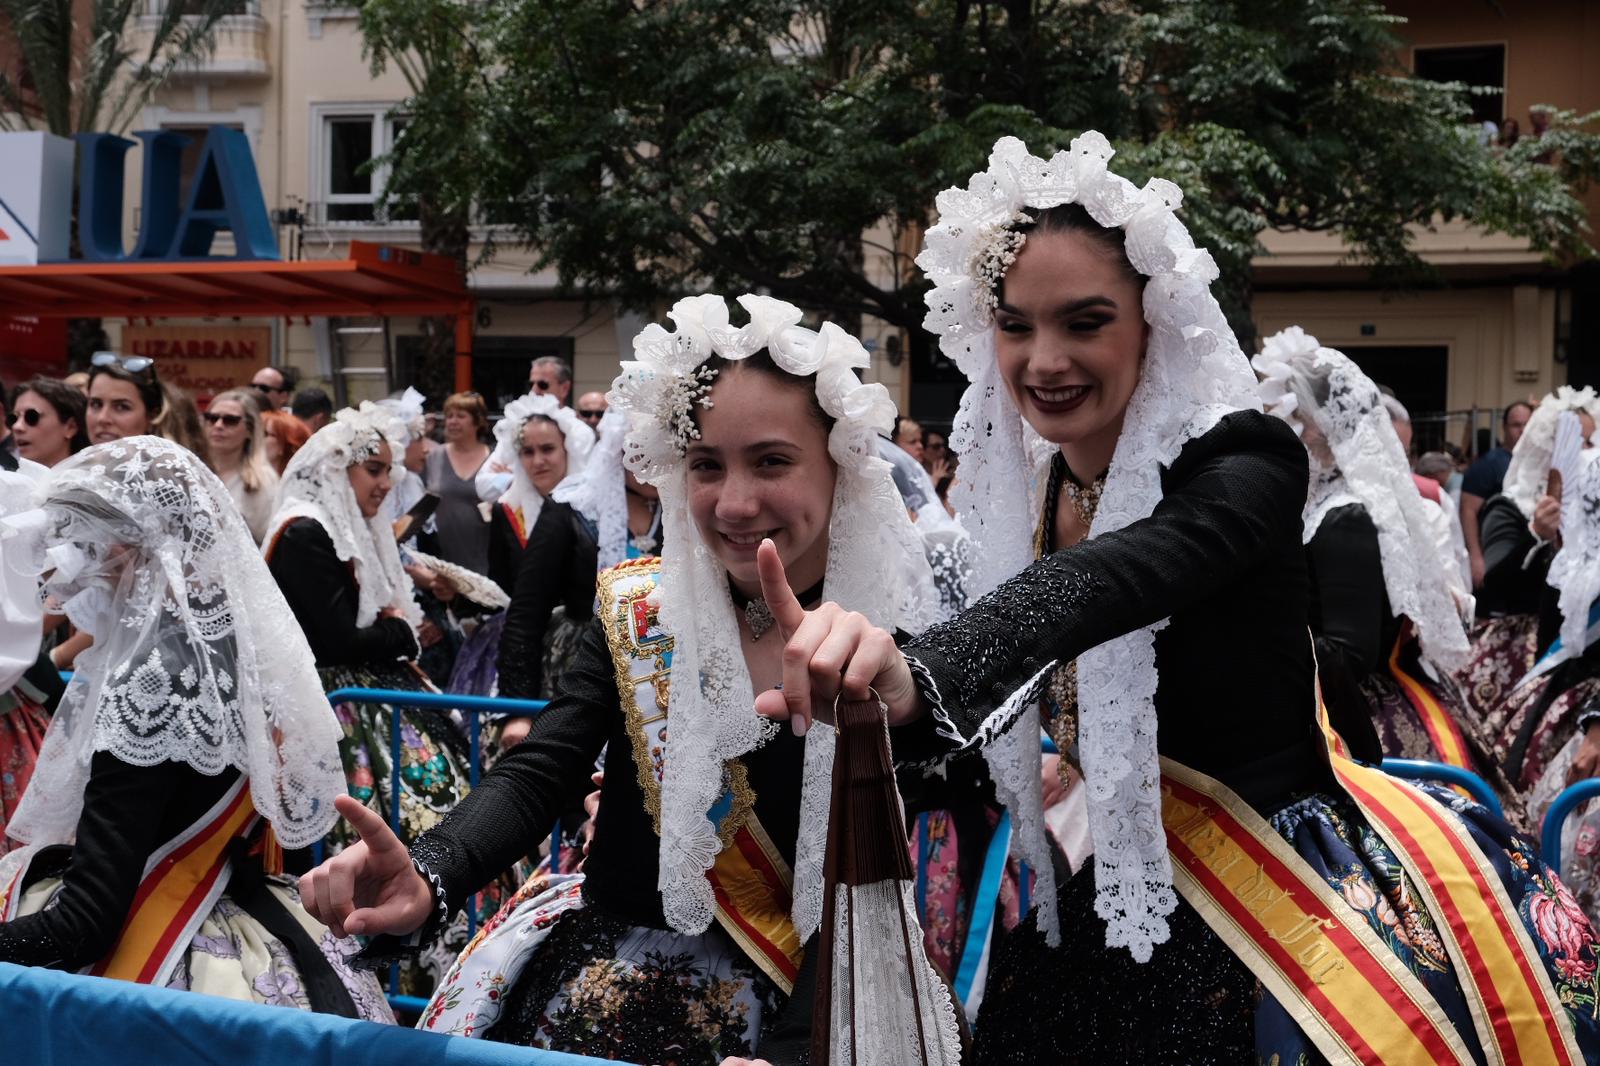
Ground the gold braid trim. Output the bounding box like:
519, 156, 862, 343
595, 556, 756, 849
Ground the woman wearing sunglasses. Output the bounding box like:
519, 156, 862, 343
9, 377, 88, 468
205, 388, 281, 544
85, 352, 210, 465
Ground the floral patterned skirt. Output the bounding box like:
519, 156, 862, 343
1489, 661, 1600, 798
0, 687, 49, 855
420, 871, 778, 1063
447, 611, 506, 699
13, 871, 393, 1022
973, 784, 1600, 1064
1362, 658, 1479, 765
319, 661, 474, 998
1460, 613, 1540, 727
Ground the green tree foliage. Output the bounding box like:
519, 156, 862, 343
0, 0, 240, 134
386, 0, 1600, 339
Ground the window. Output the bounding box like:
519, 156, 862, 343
314, 109, 413, 224
1414, 44, 1506, 127
145, 0, 258, 16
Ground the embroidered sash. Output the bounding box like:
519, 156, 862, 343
2, 776, 257, 988
1164, 760, 1477, 1066
1165, 755, 1583, 1065
595, 557, 803, 993
1388, 634, 1473, 771
502, 502, 529, 549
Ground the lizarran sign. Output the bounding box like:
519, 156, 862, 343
0, 125, 277, 267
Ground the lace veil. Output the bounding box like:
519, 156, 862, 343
0, 465, 47, 693
377, 387, 429, 523
263, 404, 421, 630
0, 438, 345, 873
552, 408, 636, 569
916, 133, 1263, 960
609, 293, 941, 941
1545, 416, 1600, 664
1253, 327, 1472, 670
1503, 386, 1600, 519
487, 393, 596, 533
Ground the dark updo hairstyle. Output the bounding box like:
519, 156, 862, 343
997, 202, 1146, 301
13, 376, 90, 454
698, 349, 835, 436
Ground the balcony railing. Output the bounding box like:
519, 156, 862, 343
136, 0, 270, 79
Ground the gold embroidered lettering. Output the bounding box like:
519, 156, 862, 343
1271, 914, 1332, 948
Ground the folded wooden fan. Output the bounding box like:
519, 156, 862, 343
811, 697, 963, 1066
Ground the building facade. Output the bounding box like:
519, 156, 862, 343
1252, 0, 1600, 453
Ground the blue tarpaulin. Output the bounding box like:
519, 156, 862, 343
0, 963, 621, 1065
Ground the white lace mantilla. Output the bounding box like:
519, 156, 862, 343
609, 293, 941, 941
1546, 417, 1600, 663
1254, 328, 1473, 670
489, 392, 596, 535
0, 437, 346, 860
1503, 385, 1600, 520
552, 408, 635, 570
916, 133, 1263, 960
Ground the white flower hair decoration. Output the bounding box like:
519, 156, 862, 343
608, 292, 939, 942
916, 133, 1263, 962
487, 392, 596, 532
1253, 326, 1473, 671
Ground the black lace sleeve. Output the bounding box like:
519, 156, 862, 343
268, 518, 419, 665
898, 411, 1308, 754
405, 619, 617, 919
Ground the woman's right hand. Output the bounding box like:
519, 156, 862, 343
750, 539, 923, 736
298, 794, 434, 939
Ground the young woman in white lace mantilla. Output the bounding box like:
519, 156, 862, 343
0, 437, 390, 1020
262, 405, 476, 998
751, 133, 1600, 1064
293, 295, 957, 1065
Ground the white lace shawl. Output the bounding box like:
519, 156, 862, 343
551, 409, 634, 569
916, 133, 1263, 961
0, 438, 345, 884
487, 393, 596, 534
610, 293, 941, 941
0, 465, 47, 693
262, 404, 421, 630
1254, 328, 1472, 670
1545, 419, 1600, 663
1503, 386, 1600, 519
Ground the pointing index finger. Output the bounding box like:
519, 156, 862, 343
335, 793, 403, 854
756, 539, 807, 638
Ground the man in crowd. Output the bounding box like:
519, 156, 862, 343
1461, 400, 1533, 589
575, 390, 608, 428
251, 365, 297, 411
291, 387, 335, 432
528, 356, 572, 406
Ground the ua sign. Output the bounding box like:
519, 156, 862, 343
0, 124, 278, 266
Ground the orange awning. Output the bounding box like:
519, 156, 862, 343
0, 241, 469, 319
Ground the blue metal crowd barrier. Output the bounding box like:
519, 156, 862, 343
1542, 778, 1600, 871
0, 962, 620, 1066
322, 687, 551, 1015
1379, 758, 1504, 818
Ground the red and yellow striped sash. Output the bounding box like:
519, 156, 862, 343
91, 779, 258, 985
1388, 636, 1472, 771
1333, 758, 1583, 1066
1163, 760, 1477, 1066
708, 818, 803, 995
503, 502, 529, 549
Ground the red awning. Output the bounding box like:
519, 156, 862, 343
0, 241, 470, 320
